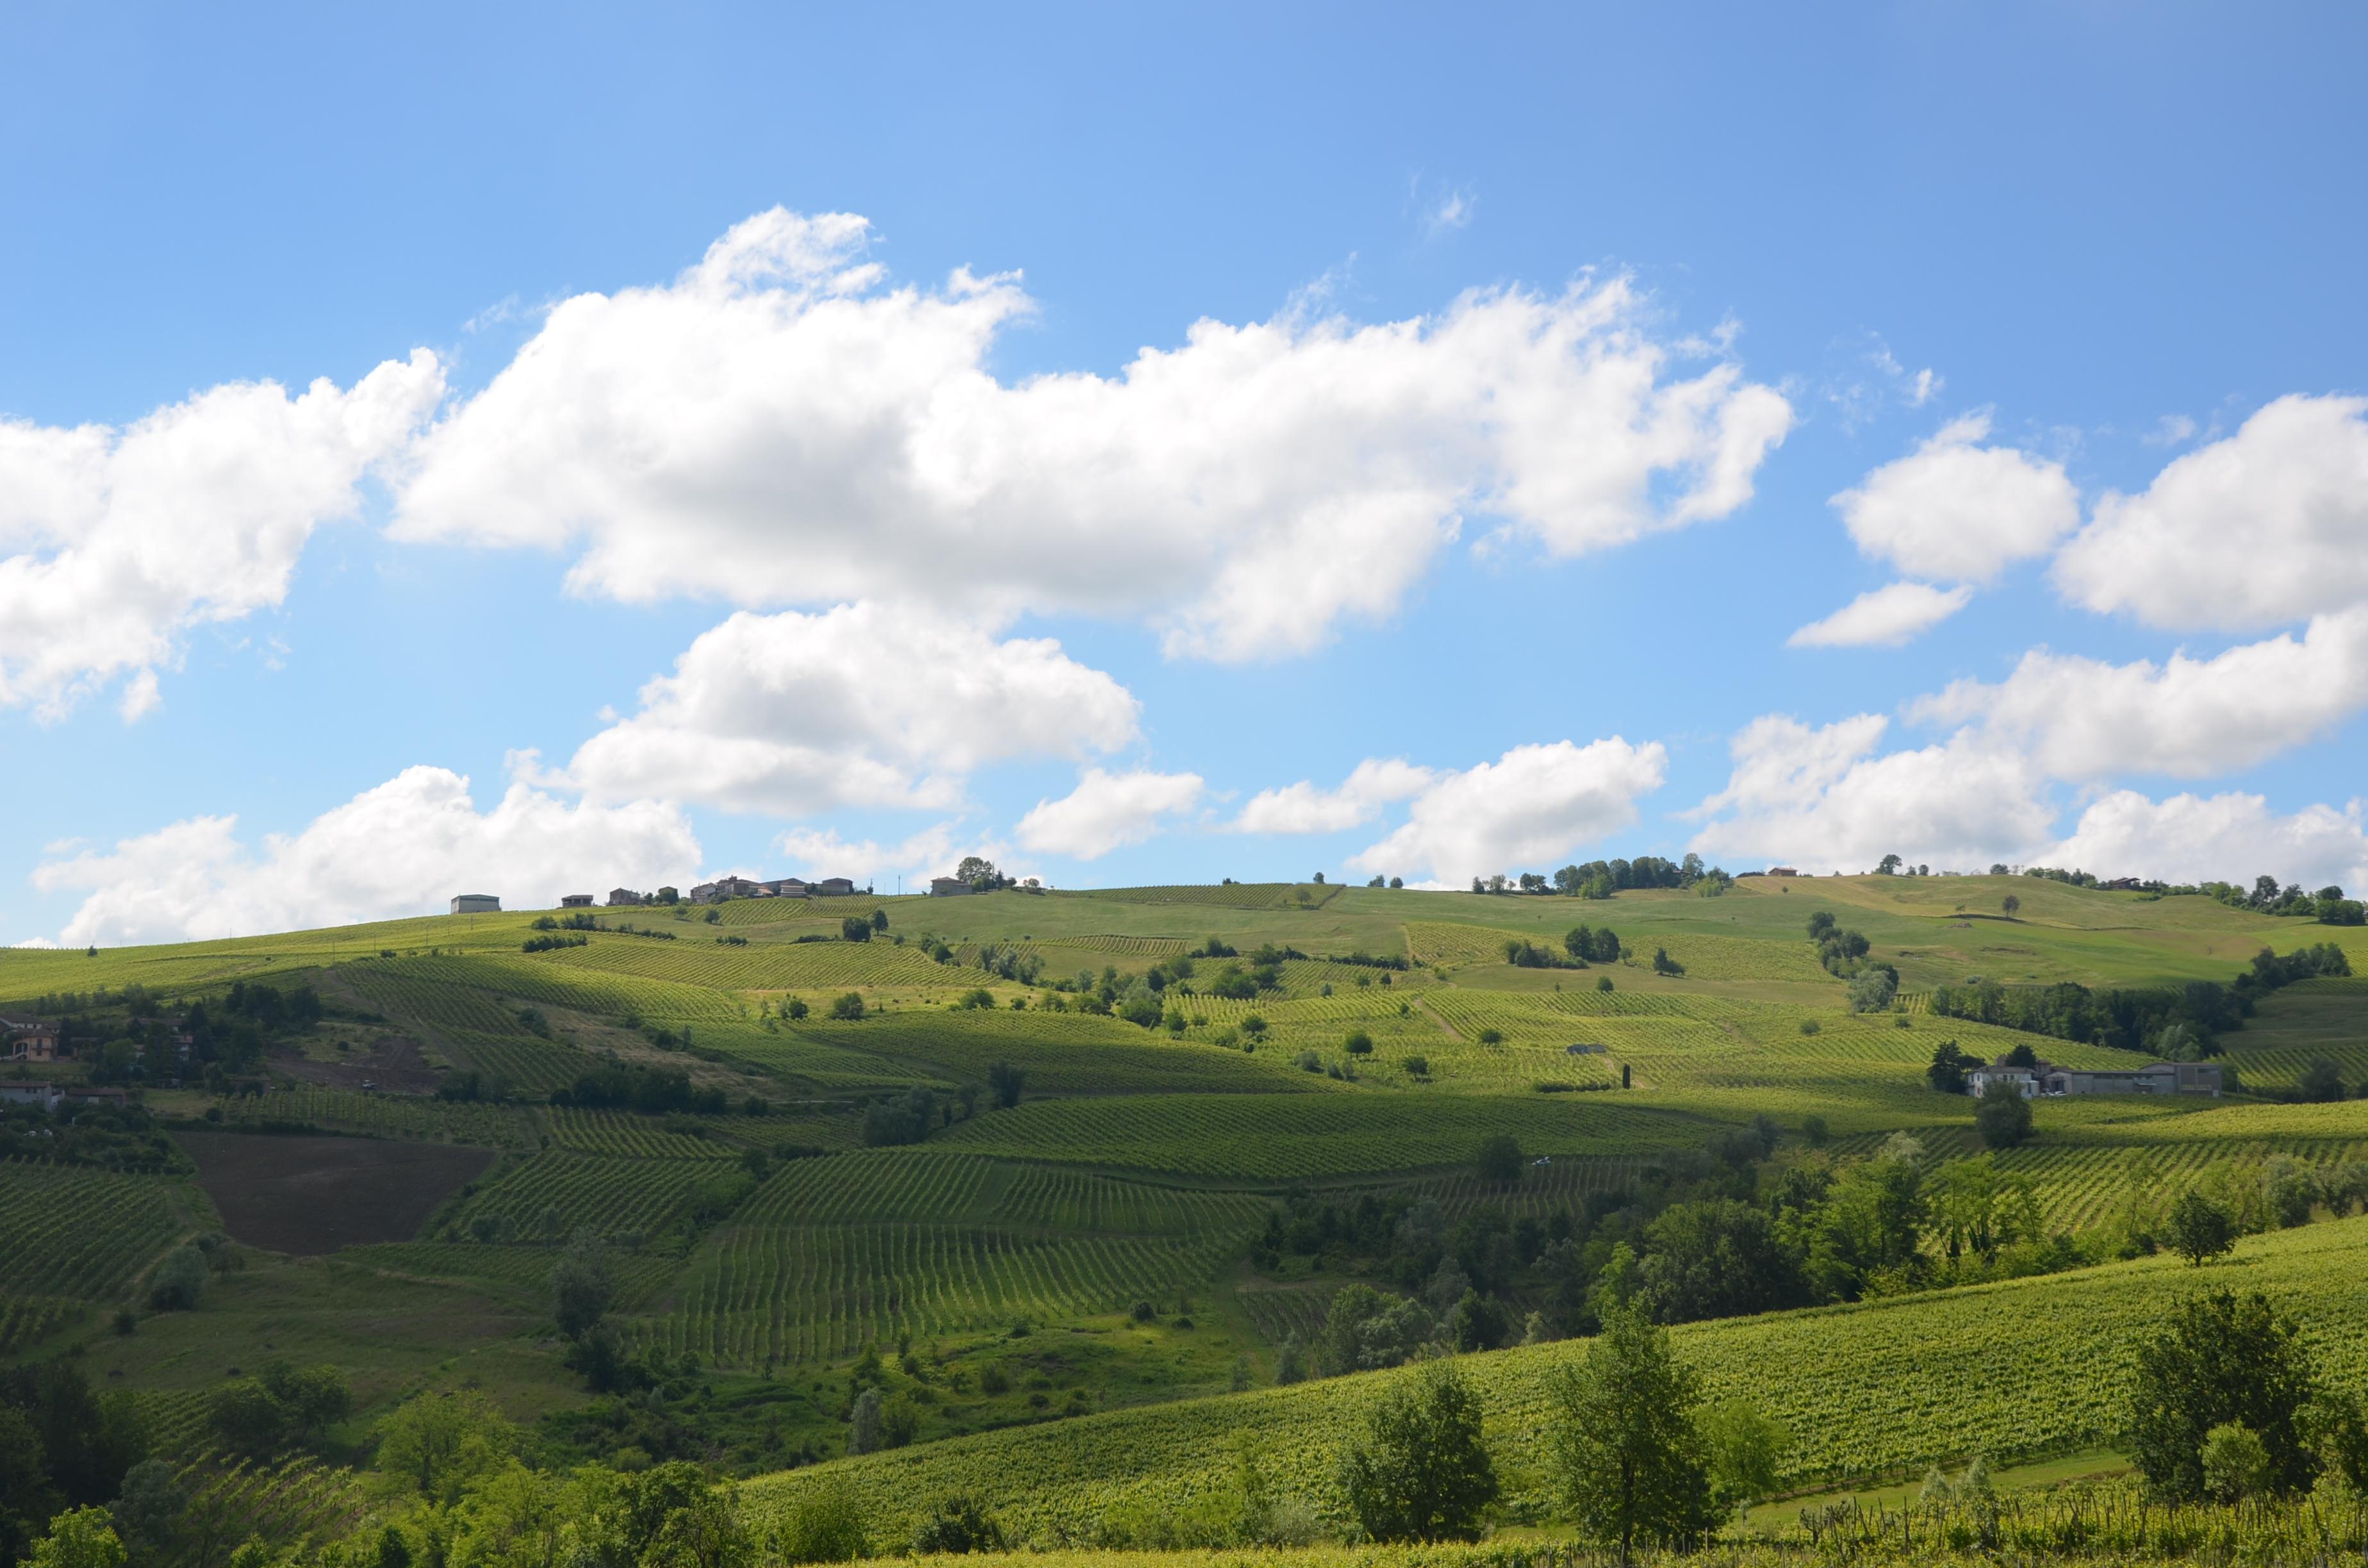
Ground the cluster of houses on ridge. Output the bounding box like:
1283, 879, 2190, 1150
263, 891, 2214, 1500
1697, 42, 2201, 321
1964, 1054, 2223, 1098
452, 869, 1007, 917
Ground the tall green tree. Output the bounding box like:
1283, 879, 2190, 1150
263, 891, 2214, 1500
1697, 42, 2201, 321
2165, 1191, 2239, 1266
1548, 1305, 1717, 1561
1336, 1360, 1499, 1542
2126, 1288, 2320, 1500
1973, 1079, 2032, 1150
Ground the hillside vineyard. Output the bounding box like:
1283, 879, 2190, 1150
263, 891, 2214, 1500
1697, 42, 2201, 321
5, 874, 2368, 1564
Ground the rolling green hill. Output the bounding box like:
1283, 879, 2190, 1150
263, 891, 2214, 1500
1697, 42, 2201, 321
3, 874, 2364, 1560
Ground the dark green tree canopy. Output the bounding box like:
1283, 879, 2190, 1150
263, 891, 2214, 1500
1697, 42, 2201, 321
2126, 1288, 2320, 1501
1336, 1360, 1500, 1542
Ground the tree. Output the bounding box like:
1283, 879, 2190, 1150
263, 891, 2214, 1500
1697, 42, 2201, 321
2165, 1191, 2238, 1266
1697, 1401, 1789, 1519
1344, 1031, 1373, 1056
869, 908, 889, 933
29, 1508, 125, 1568
828, 992, 866, 1021
551, 1230, 618, 1340
1926, 1040, 1973, 1094
840, 916, 872, 943
1336, 1361, 1500, 1543
1847, 966, 1898, 1013
107, 1460, 183, 1567
146, 1247, 207, 1312
954, 856, 1001, 891
375, 1391, 511, 1505
1474, 1134, 1524, 1186
1876, 854, 1903, 876
2126, 1288, 2319, 1499
2298, 1058, 2347, 1102
1549, 1305, 1717, 1561
2002, 894, 2021, 916
206, 1380, 285, 1455
1447, 1290, 1507, 1352
985, 1060, 1024, 1109
1973, 1079, 2032, 1150
847, 1389, 882, 1456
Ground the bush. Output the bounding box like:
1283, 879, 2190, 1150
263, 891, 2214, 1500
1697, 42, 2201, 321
1344, 1031, 1373, 1056
909, 1496, 1007, 1554
987, 1061, 1025, 1108
1798, 1018, 1820, 1036
1477, 1028, 1504, 1045
1403, 1055, 1429, 1078
829, 992, 866, 1021
778, 1482, 870, 1563
1596, 976, 1614, 993
841, 916, 873, 943
1651, 947, 1685, 977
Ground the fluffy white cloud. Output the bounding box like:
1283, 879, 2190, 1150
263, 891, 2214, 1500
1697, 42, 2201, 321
1912, 608, 2368, 779
1686, 714, 2055, 873
391, 208, 1791, 661
1232, 758, 1436, 834
2053, 394, 2368, 632
34, 765, 698, 946
1349, 739, 1666, 884
1015, 768, 1205, 860
1788, 582, 1973, 648
1831, 413, 2078, 584
0, 352, 444, 718
563, 603, 1138, 815
2048, 790, 2368, 892
771, 822, 1023, 890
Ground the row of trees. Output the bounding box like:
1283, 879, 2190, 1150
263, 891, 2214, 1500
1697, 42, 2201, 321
1464, 854, 1732, 901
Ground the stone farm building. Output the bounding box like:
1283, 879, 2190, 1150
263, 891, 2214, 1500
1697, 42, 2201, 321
450, 894, 500, 915
683, 874, 858, 904
1966, 1055, 2222, 1098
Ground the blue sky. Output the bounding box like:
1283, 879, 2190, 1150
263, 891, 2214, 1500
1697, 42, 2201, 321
4, 2, 2366, 943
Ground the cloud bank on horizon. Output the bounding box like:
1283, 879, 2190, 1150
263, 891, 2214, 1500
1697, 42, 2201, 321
7, 209, 2368, 943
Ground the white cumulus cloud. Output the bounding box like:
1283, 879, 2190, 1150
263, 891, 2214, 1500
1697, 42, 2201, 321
1911, 608, 2368, 780
1015, 768, 1206, 860
1831, 412, 2079, 584
1232, 758, 1436, 834
391, 208, 1791, 662
2053, 394, 2368, 632
1686, 714, 2055, 874
1349, 739, 1666, 885
563, 603, 1139, 815
1788, 582, 1973, 648
2047, 790, 2368, 893
34, 765, 698, 946
0, 351, 445, 718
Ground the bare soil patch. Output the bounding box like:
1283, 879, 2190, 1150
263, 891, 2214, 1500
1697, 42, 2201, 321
270, 1034, 441, 1093
174, 1131, 497, 1255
